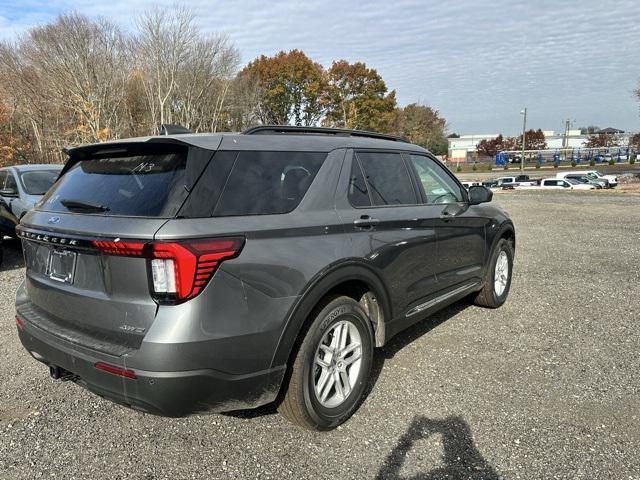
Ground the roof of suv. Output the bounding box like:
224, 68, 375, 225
65, 130, 429, 157
2, 164, 63, 172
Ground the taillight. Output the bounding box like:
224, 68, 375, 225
92, 237, 244, 304
95, 362, 137, 379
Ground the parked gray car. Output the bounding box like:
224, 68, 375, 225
15, 126, 515, 430
0, 164, 63, 237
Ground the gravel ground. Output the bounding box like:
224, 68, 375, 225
1, 191, 639, 479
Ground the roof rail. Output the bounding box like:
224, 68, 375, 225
160, 124, 192, 135
242, 125, 409, 143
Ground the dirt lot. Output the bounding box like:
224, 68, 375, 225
1, 191, 639, 479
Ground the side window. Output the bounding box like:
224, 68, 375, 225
409, 154, 464, 204
213, 151, 326, 216
5, 173, 17, 192
545, 180, 557, 186
348, 157, 371, 207
0, 171, 7, 190
355, 152, 417, 206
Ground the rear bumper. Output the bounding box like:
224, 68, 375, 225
16, 317, 285, 417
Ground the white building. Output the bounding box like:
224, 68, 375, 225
448, 129, 632, 161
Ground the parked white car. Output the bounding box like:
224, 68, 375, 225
556, 170, 617, 188
494, 175, 537, 187
515, 178, 574, 190
461, 181, 481, 190
565, 178, 598, 190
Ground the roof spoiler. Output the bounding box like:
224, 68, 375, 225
243, 125, 409, 143
160, 124, 193, 135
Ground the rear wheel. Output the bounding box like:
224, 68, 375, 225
278, 296, 374, 430
474, 237, 514, 308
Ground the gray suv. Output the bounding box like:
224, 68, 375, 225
15, 126, 515, 430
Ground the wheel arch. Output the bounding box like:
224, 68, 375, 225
270, 261, 392, 369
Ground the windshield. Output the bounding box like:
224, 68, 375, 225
19, 170, 60, 195
38, 146, 189, 217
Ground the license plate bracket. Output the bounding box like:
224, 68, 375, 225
46, 249, 77, 284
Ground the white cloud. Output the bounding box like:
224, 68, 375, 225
1, 0, 639, 133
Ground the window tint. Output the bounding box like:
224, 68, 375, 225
356, 152, 416, 206
544, 180, 558, 186
409, 155, 463, 204
20, 170, 60, 195
5, 173, 17, 191
39, 146, 189, 217
0, 171, 7, 190
348, 157, 371, 207
213, 151, 326, 216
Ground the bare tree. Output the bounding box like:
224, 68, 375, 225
134, 7, 238, 134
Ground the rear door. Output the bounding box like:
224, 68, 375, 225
336, 150, 440, 321
18, 142, 212, 354
406, 153, 487, 292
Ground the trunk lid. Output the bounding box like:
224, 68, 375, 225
18, 141, 215, 355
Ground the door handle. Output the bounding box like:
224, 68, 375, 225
354, 215, 380, 229
439, 211, 454, 222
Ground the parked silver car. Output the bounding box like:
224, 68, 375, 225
0, 164, 63, 237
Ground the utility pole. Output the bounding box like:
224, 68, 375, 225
520, 108, 527, 174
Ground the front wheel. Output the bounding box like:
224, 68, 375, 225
277, 296, 374, 430
474, 237, 514, 308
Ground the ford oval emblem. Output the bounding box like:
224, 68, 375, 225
48, 216, 61, 224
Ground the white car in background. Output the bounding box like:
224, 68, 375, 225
556, 170, 617, 188
517, 178, 596, 190
461, 181, 481, 190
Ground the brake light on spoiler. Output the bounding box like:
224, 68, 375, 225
92, 238, 244, 304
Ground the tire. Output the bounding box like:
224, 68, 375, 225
277, 295, 374, 430
474, 237, 514, 308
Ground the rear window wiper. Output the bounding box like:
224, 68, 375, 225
60, 199, 110, 213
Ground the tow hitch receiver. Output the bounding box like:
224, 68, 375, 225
49, 365, 78, 382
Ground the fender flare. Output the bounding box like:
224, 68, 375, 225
269, 260, 392, 368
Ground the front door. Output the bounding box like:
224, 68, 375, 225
335, 150, 440, 322
406, 154, 487, 291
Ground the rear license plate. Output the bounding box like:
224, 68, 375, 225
46, 249, 77, 284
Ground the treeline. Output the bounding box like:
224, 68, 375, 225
0, 7, 448, 166
476, 130, 547, 157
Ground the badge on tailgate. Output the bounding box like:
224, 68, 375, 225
45, 249, 77, 284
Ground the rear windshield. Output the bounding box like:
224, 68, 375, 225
20, 170, 60, 195
39, 146, 189, 217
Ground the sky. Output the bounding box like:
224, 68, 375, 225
0, 0, 639, 135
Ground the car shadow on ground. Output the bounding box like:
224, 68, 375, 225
0, 237, 24, 271
376, 415, 501, 479
224, 298, 475, 421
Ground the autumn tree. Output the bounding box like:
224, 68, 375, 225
514, 129, 547, 150
476, 135, 518, 157
2, 14, 128, 145
392, 103, 448, 154
323, 60, 397, 132
630, 132, 640, 148
240, 50, 326, 126
584, 132, 620, 148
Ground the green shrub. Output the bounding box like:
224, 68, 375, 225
553, 162, 559, 169
608, 159, 615, 166
589, 159, 596, 167
535, 162, 541, 169
472, 163, 477, 171
503, 164, 509, 170
631, 156, 636, 165
486, 164, 493, 171
456, 165, 462, 172
571, 160, 577, 167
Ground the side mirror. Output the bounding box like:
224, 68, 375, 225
468, 185, 493, 205
0, 188, 18, 198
